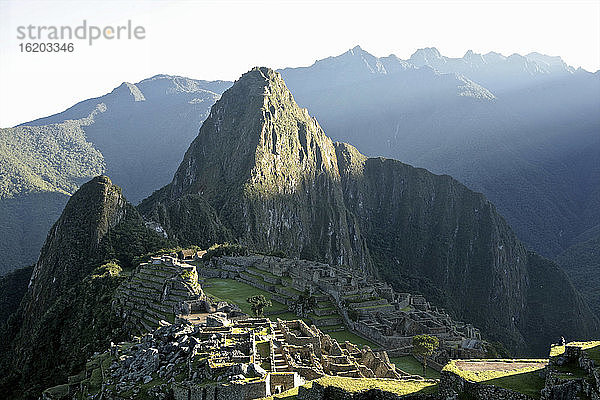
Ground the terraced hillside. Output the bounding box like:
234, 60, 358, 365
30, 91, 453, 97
115, 255, 204, 333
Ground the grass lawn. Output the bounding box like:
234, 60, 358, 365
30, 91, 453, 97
259, 377, 437, 399
443, 359, 547, 398
203, 278, 379, 350
312, 376, 437, 396
203, 278, 288, 316
390, 356, 441, 379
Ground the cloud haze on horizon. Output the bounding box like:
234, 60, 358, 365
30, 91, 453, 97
0, 0, 599, 127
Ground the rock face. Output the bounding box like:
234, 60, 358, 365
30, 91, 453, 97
0, 176, 169, 399
140, 67, 370, 268
140, 68, 598, 355
0, 265, 33, 324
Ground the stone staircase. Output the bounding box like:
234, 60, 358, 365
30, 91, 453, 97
271, 325, 292, 372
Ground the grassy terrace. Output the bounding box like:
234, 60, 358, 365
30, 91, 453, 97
312, 376, 437, 396
203, 278, 289, 316
443, 359, 547, 398
390, 356, 441, 379
201, 278, 378, 348
259, 376, 436, 400
548, 341, 600, 382
550, 341, 600, 363
587, 344, 600, 364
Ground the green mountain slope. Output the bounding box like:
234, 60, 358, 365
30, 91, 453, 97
0, 76, 230, 276
0, 176, 169, 399
0, 108, 107, 276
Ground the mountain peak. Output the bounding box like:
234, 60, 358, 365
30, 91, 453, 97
150, 66, 322, 203
239, 66, 281, 87
24, 175, 131, 316
113, 82, 146, 101
348, 44, 364, 54
140, 67, 363, 266
410, 47, 443, 63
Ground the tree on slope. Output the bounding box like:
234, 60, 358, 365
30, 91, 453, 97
412, 334, 440, 375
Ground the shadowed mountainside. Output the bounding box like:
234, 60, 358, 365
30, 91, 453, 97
140, 67, 599, 355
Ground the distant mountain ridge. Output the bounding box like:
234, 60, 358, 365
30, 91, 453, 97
407, 47, 578, 92
21, 74, 231, 204
279, 46, 600, 259
0, 75, 231, 275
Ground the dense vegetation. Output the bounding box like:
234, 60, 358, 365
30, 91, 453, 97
0, 119, 105, 275
0, 118, 105, 198
0, 176, 170, 399
203, 242, 249, 262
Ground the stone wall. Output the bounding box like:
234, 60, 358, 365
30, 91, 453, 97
269, 372, 302, 394
198, 253, 485, 362
542, 343, 600, 400
173, 378, 270, 400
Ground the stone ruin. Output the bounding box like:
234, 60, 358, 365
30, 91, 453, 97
56, 313, 424, 400
197, 254, 486, 364
110, 250, 485, 374
171, 316, 415, 400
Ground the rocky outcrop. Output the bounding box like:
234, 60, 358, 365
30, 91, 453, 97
139, 67, 598, 355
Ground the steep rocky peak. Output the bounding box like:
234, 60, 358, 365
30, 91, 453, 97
348, 44, 365, 55
409, 47, 444, 65
169, 67, 339, 199
26, 175, 129, 312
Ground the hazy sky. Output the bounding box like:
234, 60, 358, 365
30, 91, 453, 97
0, 0, 599, 127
